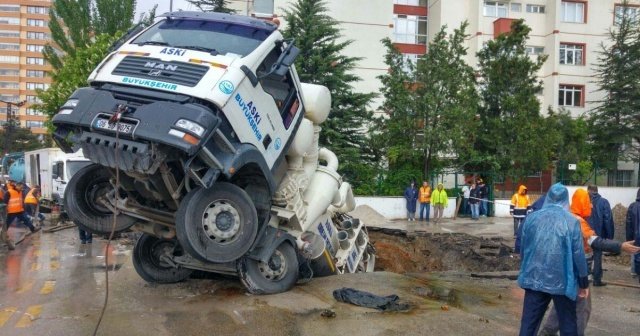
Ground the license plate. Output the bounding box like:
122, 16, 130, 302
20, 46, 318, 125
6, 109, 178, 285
94, 119, 133, 133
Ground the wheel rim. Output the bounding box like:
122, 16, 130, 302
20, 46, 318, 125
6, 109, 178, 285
202, 200, 241, 243
258, 249, 287, 281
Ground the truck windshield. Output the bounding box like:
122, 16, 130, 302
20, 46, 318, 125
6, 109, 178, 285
131, 19, 272, 57
66, 161, 91, 179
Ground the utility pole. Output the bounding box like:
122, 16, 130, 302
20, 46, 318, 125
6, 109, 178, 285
170, 0, 173, 12
2, 100, 25, 155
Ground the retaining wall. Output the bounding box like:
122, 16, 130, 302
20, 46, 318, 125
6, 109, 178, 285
355, 186, 639, 219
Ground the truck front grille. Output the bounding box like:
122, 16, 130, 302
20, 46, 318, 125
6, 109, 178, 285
112, 56, 209, 87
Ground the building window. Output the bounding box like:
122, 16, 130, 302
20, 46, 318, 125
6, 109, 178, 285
614, 5, 640, 25
27, 44, 45, 52
559, 43, 584, 65
0, 69, 19, 76
253, 0, 274, 14
393, 14, 427, 44
402, 53, 420, 74
26, 57, 46, 65
0, 5, 20, 12
26, 108, 44, 116
26, 82, 49, 90
27, 32, 48, 40
27, 19, 46, 27
27, 6, 50, 15
526, 46, 545, 55
0, 42, 19, 50
0, 81, 19, 89
26, 121, 45, 128
561, 1, 585, 23
609, 170, 633, 187
26, 95, 42, 103
0, 94, 19, 103
27, 70, 46, 78
511, 3, 522, 12
559, 84, 584, 107
0, 17, 20, 25
0, 30, 19, 38
484, 1, 508, 17
0, 55, 19, 63
394, 0, 427, 5
526, 4, 545, 13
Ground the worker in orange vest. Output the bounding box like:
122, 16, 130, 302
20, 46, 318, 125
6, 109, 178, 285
4, 181, 39, 233
24, 185, 45, 225
418, 181, 432, 222
0, 181, 15, 250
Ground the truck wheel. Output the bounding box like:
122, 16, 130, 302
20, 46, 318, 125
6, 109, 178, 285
64, 164, 137, 234
176, 183, 259, 263
237, 242, 299, 294
132, 234, 192, 283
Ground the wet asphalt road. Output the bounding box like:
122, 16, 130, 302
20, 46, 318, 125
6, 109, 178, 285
1, 223, 639, 336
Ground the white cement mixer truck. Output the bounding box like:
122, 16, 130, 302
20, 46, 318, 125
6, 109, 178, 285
51, 11, 375, 294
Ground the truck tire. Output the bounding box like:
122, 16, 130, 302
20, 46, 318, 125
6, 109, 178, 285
237, 241, 299, 294
176, 183, 259, 263
132, 234, 192, 283
64, 164, 137, 234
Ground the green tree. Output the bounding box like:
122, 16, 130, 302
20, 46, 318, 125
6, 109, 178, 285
44, 0, 137, 70
187, 0, 236, 13
0, 127, 44, 153
475, 19, 553, 187
546, 108, 593, 184
414, 23, 479, 177
589, 0, 640, 171
371, 38, 421, 195
36, 34, 122, 125
282, 0, 376, 193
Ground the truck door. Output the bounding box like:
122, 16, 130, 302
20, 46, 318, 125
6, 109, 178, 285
51, 161, 65, 202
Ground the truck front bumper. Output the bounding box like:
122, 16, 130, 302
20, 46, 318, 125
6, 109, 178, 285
52, 87, 221, 174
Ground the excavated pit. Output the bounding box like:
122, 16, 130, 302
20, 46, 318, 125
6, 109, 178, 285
368, 229, 520, 274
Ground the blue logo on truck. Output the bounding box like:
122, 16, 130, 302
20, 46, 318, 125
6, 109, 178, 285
122, 77, 177, 91
219, 80, 234, 94
234, 93, 263, 141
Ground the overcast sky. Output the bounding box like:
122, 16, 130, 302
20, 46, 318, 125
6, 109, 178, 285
135, 0, 197, 19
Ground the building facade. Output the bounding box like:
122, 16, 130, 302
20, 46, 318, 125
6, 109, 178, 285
230, 0, 429, 109
0, 0, 52, 135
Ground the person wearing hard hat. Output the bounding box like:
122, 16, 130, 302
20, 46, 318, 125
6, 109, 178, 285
4, 180, 39, 234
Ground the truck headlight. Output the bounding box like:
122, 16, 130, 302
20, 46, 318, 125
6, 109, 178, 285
175, 119, 205, 137
63, 99, 79, 108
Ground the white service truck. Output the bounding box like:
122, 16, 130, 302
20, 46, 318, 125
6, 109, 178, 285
51, 11, 374, 294
24, 148, 91, 210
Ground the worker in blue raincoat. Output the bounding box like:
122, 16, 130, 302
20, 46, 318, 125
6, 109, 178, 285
517, 183, 589, 336
403, 180, 419, 221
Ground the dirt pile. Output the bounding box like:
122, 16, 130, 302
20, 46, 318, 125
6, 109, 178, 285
350, 205, 388, 227
368, 230, 519, 274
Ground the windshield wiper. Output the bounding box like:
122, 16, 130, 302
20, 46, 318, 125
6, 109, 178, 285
137, 41, 169, 46
174, 45, 219, 55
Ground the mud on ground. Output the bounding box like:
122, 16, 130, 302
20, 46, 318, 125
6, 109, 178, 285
368, 230, 520, 274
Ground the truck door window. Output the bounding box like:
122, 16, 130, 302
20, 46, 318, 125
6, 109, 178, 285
258, 48, 300, 130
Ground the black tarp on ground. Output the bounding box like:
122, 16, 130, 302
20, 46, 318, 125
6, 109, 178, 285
332, 287, 410, 311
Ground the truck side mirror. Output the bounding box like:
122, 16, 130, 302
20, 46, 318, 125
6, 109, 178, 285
259, 40, 300, 80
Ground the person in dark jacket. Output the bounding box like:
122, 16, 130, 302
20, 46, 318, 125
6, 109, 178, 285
477, 179, 488, 216
403, 181, 419, 221
469, 183, 480, 220
625, 188, 640, 279
587, 185, 614, 286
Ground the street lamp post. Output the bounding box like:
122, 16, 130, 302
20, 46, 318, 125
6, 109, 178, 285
1, 99, 25, 154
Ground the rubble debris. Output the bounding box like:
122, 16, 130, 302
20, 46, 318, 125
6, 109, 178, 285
320, 309, 336, 318
369, 232, 519, 274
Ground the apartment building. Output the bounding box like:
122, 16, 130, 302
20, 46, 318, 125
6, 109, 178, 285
230, 0, 429, 109
0, 0, 52, 135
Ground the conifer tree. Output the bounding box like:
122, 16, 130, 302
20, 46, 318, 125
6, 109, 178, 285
475, 19, 554, 184
282, 0, 376, 192
187, 0, 236, 13
589, 0, 640, 169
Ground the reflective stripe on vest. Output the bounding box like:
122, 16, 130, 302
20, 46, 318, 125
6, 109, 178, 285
25, 189, 38, 204
7, 188, 24, 214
